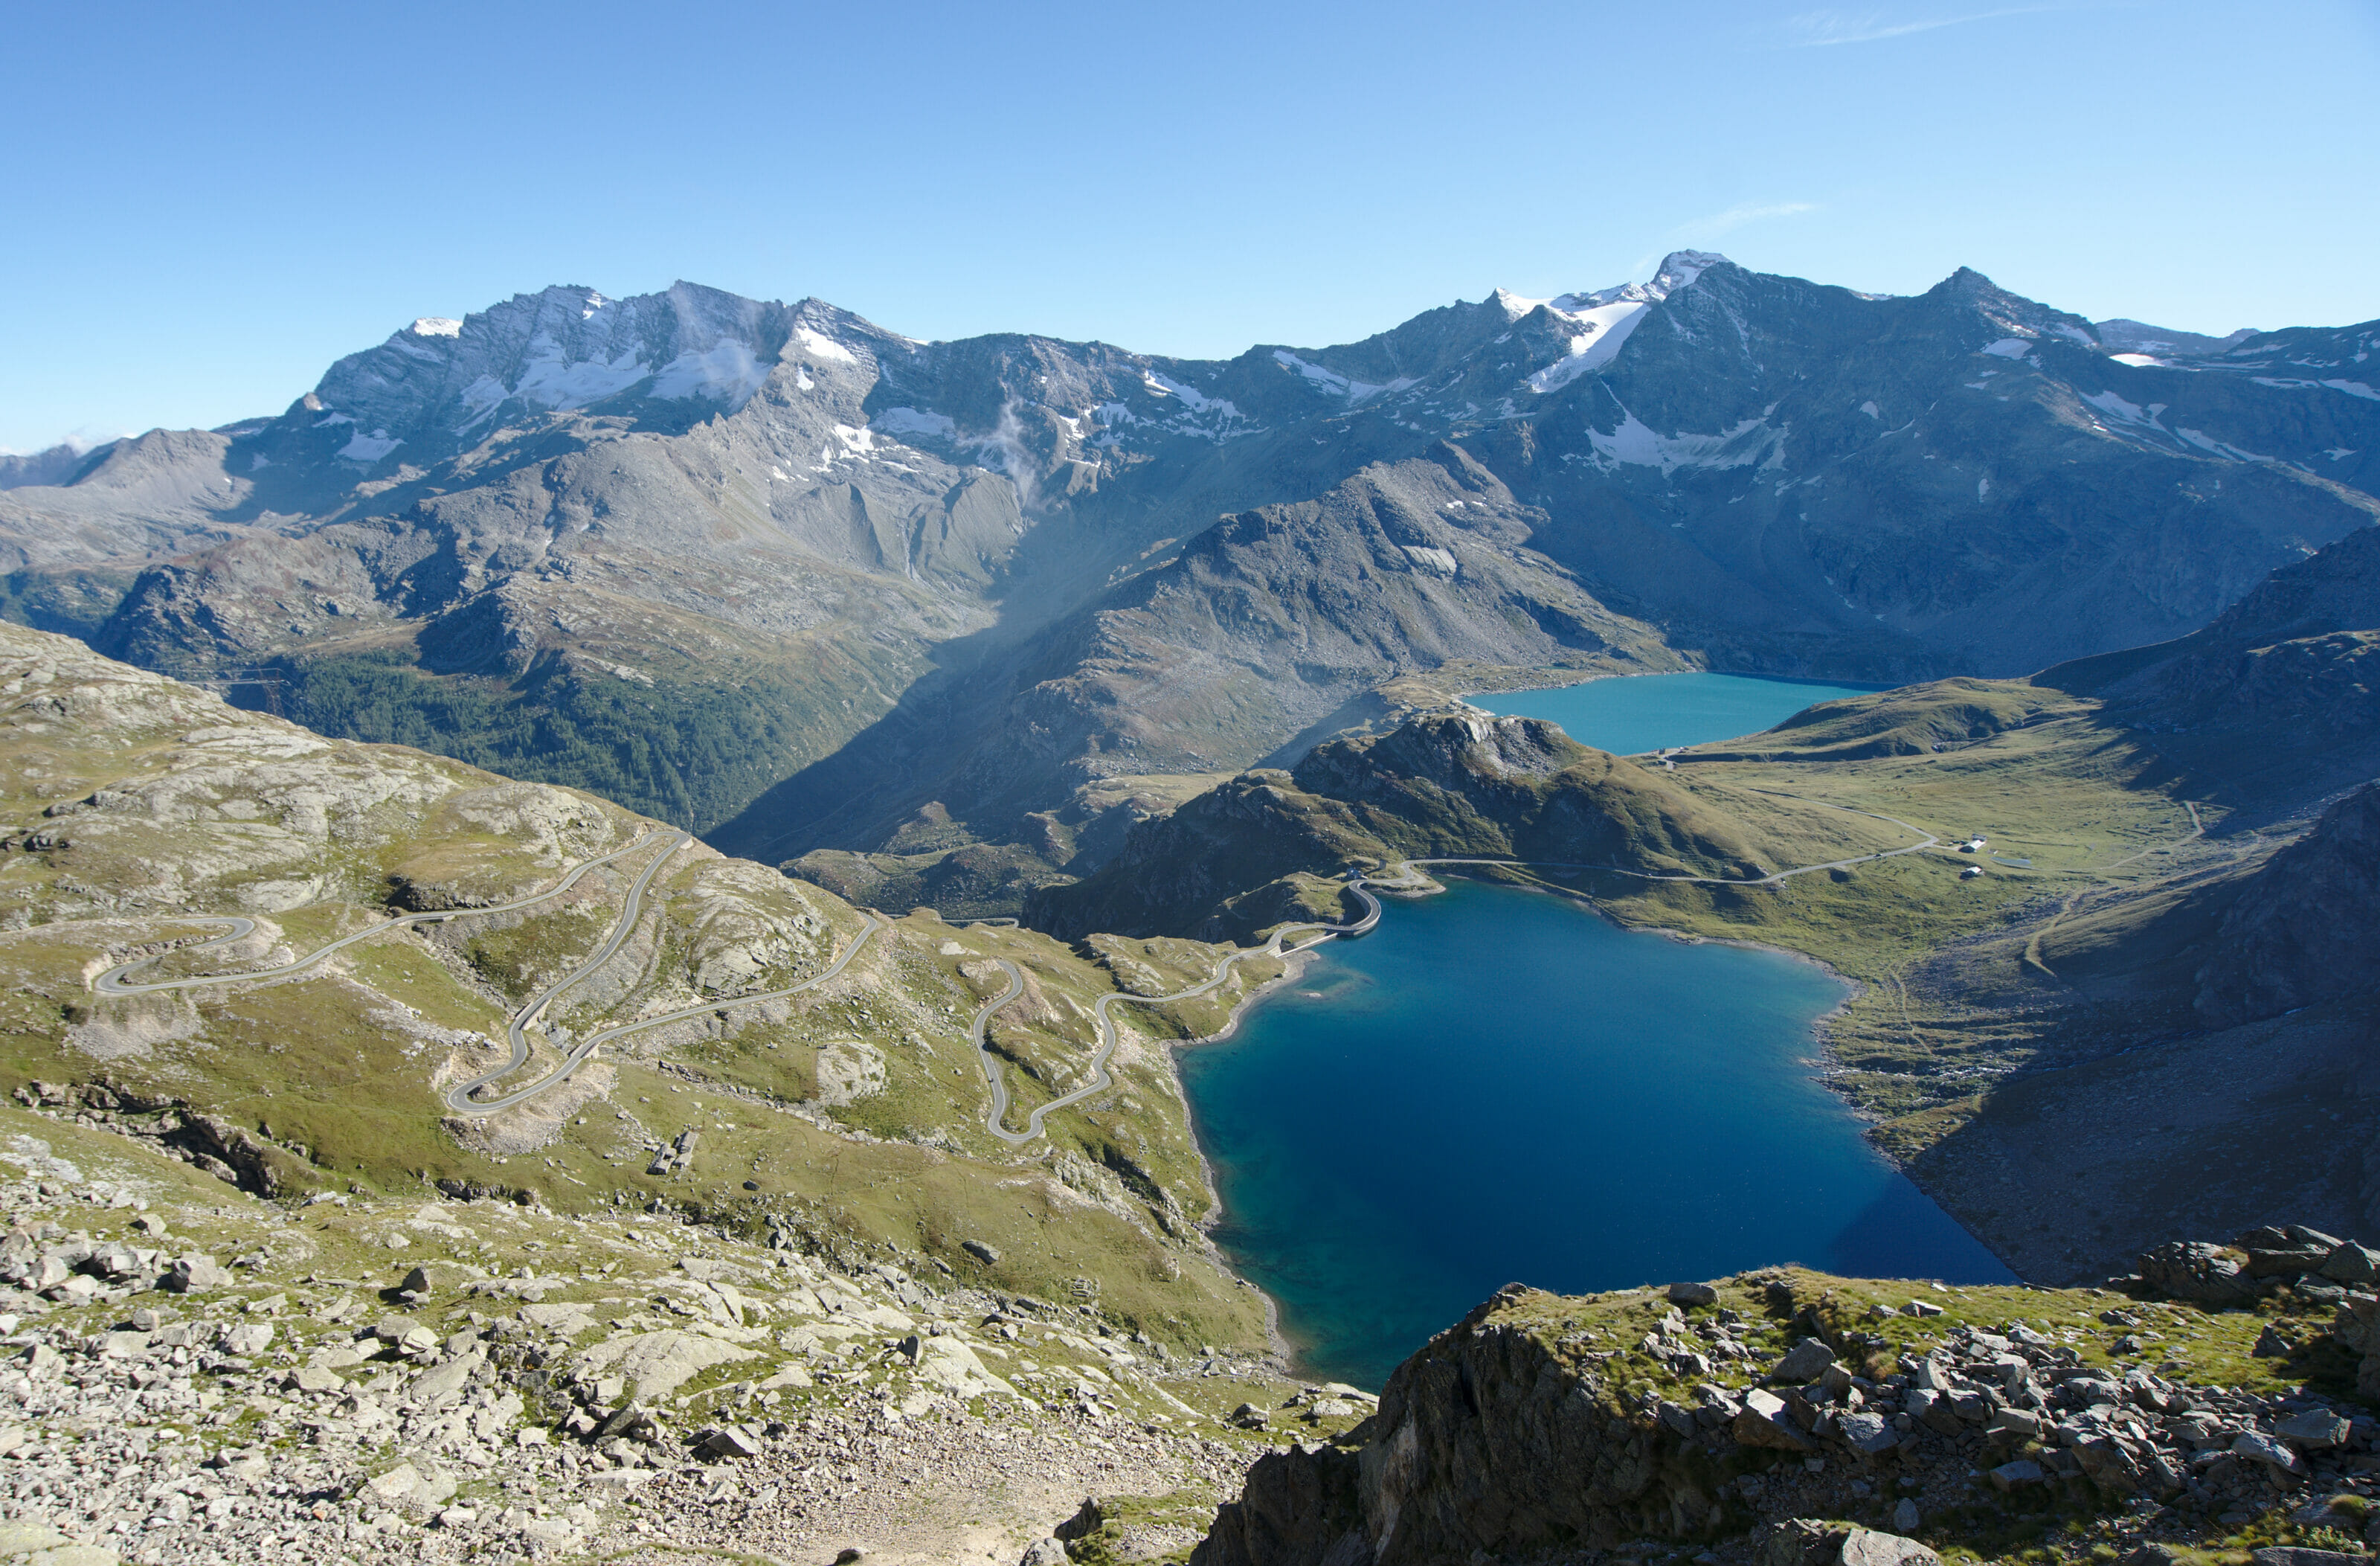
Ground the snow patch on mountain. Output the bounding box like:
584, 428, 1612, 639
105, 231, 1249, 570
1510, 252, 1728, 394
408, 318, 463, 338
2250, 377, 2380, 403
1142, 370, 1239, 417
1583, 412, 1781, 475
338, 429, 402, 463
794, 327, 857, 366
514, 345, 650, 410
1270, 350, 1411, 403
1528, 300, 1655, 394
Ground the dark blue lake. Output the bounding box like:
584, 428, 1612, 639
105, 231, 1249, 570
1177, 672, 2010, 1387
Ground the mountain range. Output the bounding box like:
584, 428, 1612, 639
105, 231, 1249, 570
3, 255, 2376, 911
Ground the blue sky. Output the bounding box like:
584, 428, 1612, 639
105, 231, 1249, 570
2, 0, 2375, 452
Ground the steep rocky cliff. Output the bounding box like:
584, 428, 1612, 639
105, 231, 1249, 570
1192, 1265, 2380, 1566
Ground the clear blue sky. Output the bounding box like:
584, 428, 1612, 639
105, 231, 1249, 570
3, 0, 2375, 453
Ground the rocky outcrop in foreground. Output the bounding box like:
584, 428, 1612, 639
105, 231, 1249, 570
1193, 1243, 2380, 1566
0, 1103, 1349, 1566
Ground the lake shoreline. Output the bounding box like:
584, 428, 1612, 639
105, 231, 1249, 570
1161, 866, 2018, 1380
1160, 668, 2011, 1382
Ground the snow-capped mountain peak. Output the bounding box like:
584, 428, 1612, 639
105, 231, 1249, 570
1518, 253, 1730, 396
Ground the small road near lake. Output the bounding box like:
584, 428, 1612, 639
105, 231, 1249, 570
969, 882, 1381, 1145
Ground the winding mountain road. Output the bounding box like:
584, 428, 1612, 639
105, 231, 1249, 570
969, 881, 1381, 1145
89, 788, 1945, 1134
443, 897, 888, 1115
93, 832, 673, 998
88, 828, 890, 1118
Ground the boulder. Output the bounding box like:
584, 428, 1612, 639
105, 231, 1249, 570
2073, 1435, 2146, 1493
222, 1323, 274, 1357
1667, 1281, 1719, 1308
1906, 1388, 1963, 1438
1019, 1541, 1069, 1566
1839, 1530, 1941, 1566
1734, 1389, 1818, 1451
1769, 1338, 1838, 1384
2138, 1241, 2261, 1306
2233, 1431, 2308, 1475
410, 1350, 483, 1407
2273, 1409, 2352, 1451
361, 1461, 456, 1514
1989, 1459, 2045, 1491
2320, 1244, 2380, 1284
2249, 1248, 2335, 1279
698, 1424, 765, 1459
161, 1254, 231, 1293
597, 1404, 659, 1443
1759, 1520, 1845, 1566
1838, 1411, 1898, 1456
83, 1241, 143, 1280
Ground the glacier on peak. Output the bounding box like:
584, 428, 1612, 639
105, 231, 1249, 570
1505, 251, 1729, 395
309, 281, 866, 452
1498, 249, 1729, 324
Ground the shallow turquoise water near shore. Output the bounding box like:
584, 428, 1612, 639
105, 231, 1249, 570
1176, 672, 2011, 1387
1470, 671, 1883, 756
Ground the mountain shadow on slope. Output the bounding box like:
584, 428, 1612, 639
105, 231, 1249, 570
2036, 522, 2380, 814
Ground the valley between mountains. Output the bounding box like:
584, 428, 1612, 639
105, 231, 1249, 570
1, 251, 2379, 1566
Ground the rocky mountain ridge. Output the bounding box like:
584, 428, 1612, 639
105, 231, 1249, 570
1029, 710, 1789, 942
0, 257, 2371, 902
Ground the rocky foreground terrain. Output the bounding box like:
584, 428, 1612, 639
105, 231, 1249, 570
0, 1099, 1363, 1566
1193, 1231, 2380, 1566
4, 1083, 2379, 1566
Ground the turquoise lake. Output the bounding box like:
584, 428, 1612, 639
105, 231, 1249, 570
1468, 670, 1885, 755
1176, 673, 2011, 1387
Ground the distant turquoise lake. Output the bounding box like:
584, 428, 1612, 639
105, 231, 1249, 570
1469, 670, 1885, 755
1176, 671, 2009, 1387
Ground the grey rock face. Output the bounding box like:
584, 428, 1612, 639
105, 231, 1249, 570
1769, 1338, 1838, 1384
2138, 1241, 2262, 1306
